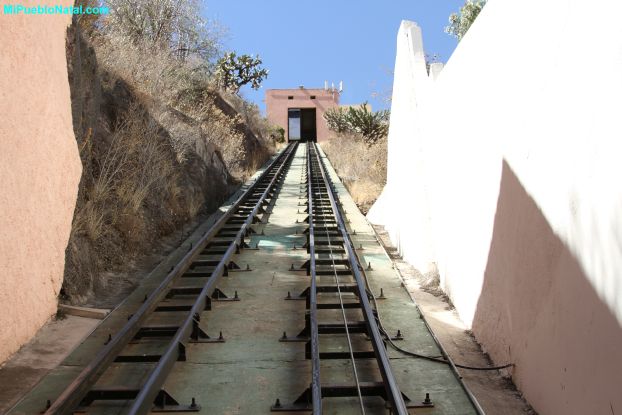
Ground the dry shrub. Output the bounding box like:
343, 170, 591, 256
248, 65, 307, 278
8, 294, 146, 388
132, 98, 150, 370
112, 112, 176, 213
320, 133, 387, 213
96, 33, 204, 107
88, 104, 176, 217
62, 20, 272, 303
64, 104, 179, 300
186, 189, 206, 218
96, 33, 270, 181
200, 104, 245, 173
223, 92, 272, 142
72, 200, 106, 242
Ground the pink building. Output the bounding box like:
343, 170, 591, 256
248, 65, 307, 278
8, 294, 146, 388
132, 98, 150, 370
265, 87, 340, 142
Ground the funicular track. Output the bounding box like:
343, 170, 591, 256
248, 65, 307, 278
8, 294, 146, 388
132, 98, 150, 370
30, 141, 473, 415
43, 143, 299, 415
273, 143, 422, 414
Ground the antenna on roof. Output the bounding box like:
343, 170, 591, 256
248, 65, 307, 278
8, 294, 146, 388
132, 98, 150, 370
331, 82, 335, 91
324, 80, 328, 91
339, 81, 343, 93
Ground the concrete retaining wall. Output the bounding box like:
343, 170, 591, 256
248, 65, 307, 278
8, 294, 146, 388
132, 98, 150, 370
0, 3, 81, 363
368, 2, 622, 413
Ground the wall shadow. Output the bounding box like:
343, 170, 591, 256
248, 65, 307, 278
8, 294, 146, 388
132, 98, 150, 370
471, 160, 622, 414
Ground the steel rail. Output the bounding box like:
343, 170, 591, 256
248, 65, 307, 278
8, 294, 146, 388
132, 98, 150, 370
45, 142, 297, 415
310, 143, 409, 415
129, 141, 298, 413
364, 242, 487, 415
308, 144, 366, 414
305, 146, 323, 414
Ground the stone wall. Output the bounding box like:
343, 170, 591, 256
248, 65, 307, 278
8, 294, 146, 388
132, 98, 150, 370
0, 1, 81, 363
368, 2, 622, 413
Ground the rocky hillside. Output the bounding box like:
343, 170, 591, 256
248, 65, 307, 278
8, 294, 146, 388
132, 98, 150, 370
62, 20, 272, 304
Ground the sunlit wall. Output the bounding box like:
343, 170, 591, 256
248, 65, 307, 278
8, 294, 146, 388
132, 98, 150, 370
369, 2, 622, 413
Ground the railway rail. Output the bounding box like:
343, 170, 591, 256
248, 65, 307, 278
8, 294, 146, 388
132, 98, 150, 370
273, 143, 418, 414
44, 142, 298, 414
24, 141, 483, 415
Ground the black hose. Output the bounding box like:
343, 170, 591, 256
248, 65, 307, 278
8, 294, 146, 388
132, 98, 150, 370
345, 221, 515, 372
377, 321, 514, 370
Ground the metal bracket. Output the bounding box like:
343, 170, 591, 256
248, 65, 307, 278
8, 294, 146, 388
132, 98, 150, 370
152, 390, 201, 412
77, 389, 200, 413
211, 288, 240, 302
271, 383, 425, 412
230, 262, 253, 272
278, 329, 309, 343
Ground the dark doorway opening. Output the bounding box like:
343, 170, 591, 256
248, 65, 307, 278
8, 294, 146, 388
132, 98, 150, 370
300, 108, 317, 142
288, 108, 317, 142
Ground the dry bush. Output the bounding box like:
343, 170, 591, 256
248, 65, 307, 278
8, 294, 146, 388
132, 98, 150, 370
321, 133, 387, 213
64, 104, 180, 299
324, 103, 389, 145
186, 190, 206, 218
196, 96, 272, 181
96, 33, 270, 181
112, 112, 176, 213
72, 200, 106, 242
197, 100, 245, 170
104, 0, 223, 61
223, 92, 272, 141
173, 90, 273, 180
88, 104, 176, 217
220, 94, 274, 177
96, 33, 202, 106
63, 18, 272, 303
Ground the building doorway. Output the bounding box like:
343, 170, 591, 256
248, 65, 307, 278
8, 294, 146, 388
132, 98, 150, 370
288, 108, 317, 142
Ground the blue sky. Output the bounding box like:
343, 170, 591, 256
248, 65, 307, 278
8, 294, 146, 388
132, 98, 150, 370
205, 1, 463, 113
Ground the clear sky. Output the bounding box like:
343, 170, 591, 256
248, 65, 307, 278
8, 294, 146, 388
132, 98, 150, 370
205, 0, 463, 113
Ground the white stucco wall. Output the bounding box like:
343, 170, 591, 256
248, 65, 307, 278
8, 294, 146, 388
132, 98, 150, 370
0, 3, 81, 364
368, 2, 622, 414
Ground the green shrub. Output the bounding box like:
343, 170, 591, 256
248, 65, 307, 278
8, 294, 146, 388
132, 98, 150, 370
215, 52, 269, 93
324, 103, 389, 145
272, 126, 285, 143
445, 0, 487, 41
324, 107, 350, 134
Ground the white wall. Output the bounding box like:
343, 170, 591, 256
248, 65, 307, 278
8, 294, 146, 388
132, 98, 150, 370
369, 2, 622, 414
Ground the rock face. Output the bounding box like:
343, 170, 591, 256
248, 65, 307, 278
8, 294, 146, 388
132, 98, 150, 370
61, 23, 241, 303
0, 5, 81, 363
61, 22, 269, 308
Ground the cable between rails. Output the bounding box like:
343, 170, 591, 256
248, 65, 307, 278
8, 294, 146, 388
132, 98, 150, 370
309, 143, 367, 415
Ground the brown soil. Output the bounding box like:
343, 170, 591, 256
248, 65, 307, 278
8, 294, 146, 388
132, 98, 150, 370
81, 213, 208, 309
